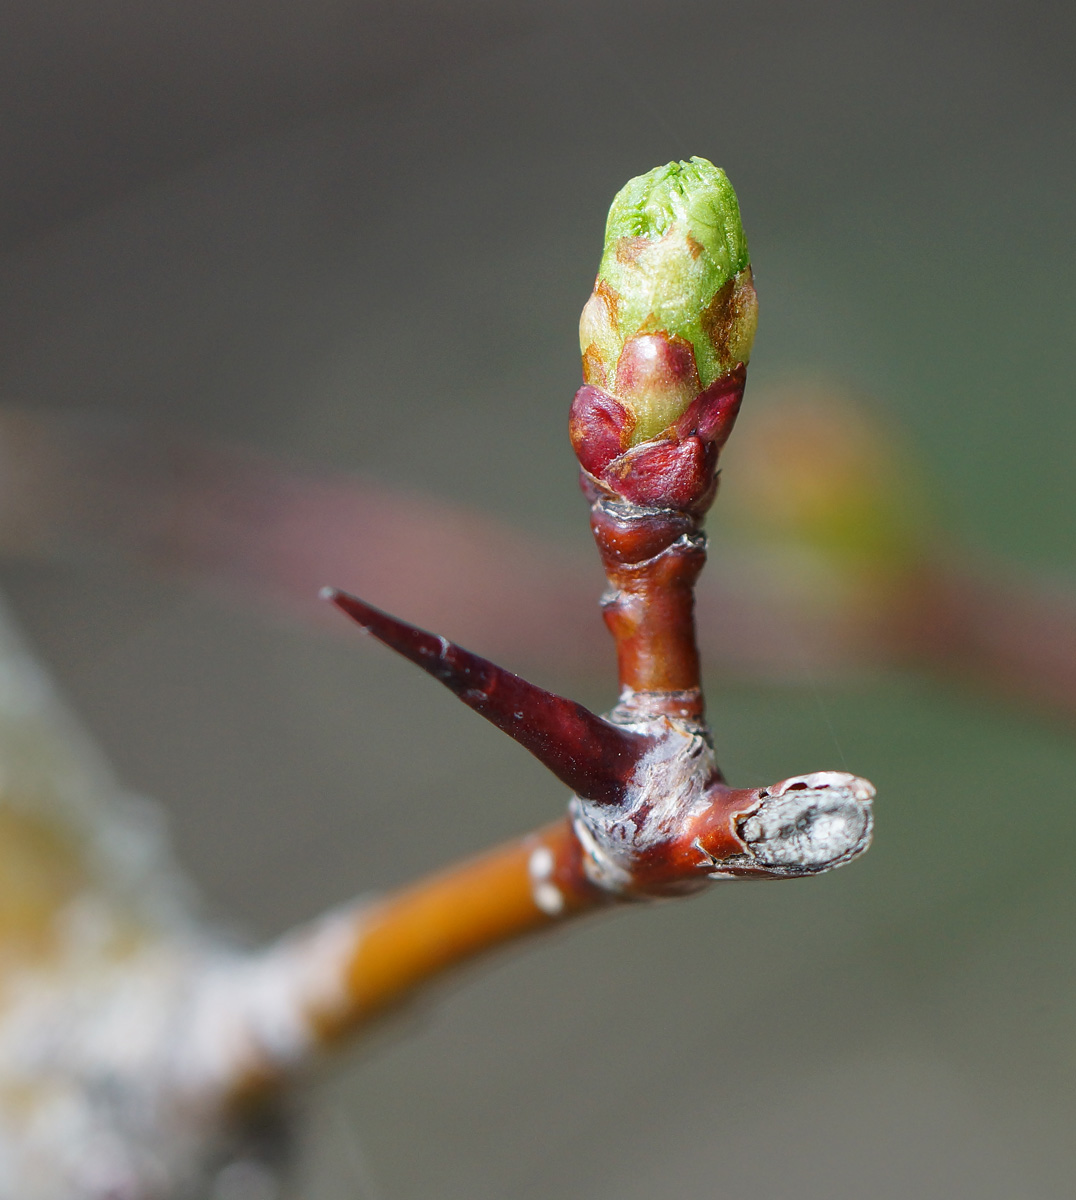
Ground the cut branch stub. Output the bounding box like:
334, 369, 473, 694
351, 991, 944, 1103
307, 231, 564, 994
323, 588, 654, 807
569, 770, 874, 897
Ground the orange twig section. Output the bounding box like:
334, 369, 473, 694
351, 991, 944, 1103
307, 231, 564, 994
215, 820, 610, 1098
320, 819, 602, 1039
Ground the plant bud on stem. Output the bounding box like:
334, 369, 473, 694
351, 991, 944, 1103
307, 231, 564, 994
563, 162, 870, 900
572, 158, 757, 721
262, 161, 875, 1090
578, 157, 758, 443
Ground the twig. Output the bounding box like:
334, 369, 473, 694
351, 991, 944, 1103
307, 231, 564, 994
0, 159, 875, 1197
219, 160, 874, 1087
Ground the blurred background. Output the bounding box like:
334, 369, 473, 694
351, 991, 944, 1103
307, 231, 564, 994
0, 1, 1074, 1196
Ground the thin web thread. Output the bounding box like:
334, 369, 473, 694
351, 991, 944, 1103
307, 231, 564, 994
796, 643, 849, 771
331, 1108, 388, 1200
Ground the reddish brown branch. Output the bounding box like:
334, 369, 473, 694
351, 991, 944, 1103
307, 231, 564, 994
3, 406, 1073, 726
572, 363, 746, 722
592, 497, 706, 710
230, 766, 872, 1091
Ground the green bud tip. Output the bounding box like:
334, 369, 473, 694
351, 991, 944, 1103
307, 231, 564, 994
580, 157, 758, 443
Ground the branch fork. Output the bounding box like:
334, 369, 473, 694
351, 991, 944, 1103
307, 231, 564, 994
216, 158, 875, 1097
321, 351, 873, 908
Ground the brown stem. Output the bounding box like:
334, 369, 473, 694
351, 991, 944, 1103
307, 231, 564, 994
571, 365, 747, 724
590, 496, 706, 718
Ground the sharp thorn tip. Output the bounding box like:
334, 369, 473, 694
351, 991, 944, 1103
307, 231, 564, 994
325, 588, 652, 805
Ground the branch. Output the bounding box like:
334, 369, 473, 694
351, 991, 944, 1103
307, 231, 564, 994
4, 399, 1076, 721
198, 159, 875, 1098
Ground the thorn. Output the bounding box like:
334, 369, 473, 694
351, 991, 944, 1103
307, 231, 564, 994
324, 588, 653, 805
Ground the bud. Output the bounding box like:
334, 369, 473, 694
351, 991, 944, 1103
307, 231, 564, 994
579, 157, 758, 445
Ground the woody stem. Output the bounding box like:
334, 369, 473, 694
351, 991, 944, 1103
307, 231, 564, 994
210, 817, 613, 1101
587, 486, 708, 723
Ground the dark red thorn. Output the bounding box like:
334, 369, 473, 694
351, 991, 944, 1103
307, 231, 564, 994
323, 587, 654, 806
